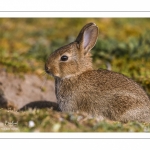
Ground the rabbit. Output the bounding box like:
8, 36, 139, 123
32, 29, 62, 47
45, 22, 150, 123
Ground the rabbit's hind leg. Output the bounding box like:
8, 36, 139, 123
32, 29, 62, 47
119, 107, 150, 123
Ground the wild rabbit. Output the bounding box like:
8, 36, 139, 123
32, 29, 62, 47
45, 22, 150, 123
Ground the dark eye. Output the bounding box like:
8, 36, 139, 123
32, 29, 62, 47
60, 55, 68, 61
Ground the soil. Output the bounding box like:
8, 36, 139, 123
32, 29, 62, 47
0, 70, 57, 110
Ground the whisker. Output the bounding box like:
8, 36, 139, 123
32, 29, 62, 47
36, 68, 49, 88
40, 73, 48, 90
38, 68, 47, 77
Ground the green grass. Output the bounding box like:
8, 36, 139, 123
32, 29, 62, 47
0, 108, 150, 132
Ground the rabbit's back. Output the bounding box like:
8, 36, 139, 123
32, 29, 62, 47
56, 69, 150, 122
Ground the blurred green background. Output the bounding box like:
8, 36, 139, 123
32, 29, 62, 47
0, 18, 150, 96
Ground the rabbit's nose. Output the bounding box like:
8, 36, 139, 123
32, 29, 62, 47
45, 64, 50, 74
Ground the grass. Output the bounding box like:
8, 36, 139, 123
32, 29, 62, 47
0, 108, 150, 132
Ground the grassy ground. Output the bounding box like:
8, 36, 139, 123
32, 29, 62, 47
0, 18, 150, 132
0, 108, 150, 132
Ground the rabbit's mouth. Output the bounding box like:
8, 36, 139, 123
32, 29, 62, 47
45, 64, 50, 74
45, 70, 53, 77
45, 68, 54, 77
45, 70, 58, 78
45, 64, 60, 78
45, 64, 53, 77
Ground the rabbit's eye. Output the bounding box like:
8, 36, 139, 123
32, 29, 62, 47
60, 55, 68, 61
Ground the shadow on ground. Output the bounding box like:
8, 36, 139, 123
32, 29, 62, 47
19, 100, 60, 111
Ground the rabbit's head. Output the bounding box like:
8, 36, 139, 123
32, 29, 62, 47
45, 22, 98, 79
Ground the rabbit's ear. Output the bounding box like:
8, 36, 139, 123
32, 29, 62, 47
75, 22, 98, 55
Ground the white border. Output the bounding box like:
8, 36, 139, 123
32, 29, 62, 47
0, 133, 150, 138
0, 0, 150, 17
0, 2, 150, 148
0, 137, 149, 150
0, 0, 150, 11
0, 11, 150, 18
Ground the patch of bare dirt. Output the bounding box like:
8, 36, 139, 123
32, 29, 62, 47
0, 70, 57, 109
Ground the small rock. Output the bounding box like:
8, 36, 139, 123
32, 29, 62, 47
29, 121, 35, 128
52, 123, 61, 132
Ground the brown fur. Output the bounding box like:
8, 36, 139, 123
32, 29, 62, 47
45, 22, 150, 123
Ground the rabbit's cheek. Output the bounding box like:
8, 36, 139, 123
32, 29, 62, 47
59, 61, 78, 76
52, 69, 60, 77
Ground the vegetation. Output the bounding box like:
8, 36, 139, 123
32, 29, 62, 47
0, 108, 150, 132
0, 18, 150, 132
